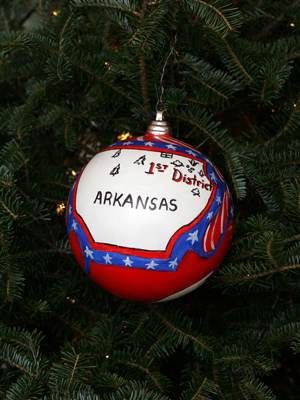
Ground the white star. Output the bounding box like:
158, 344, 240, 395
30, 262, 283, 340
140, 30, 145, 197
68, 205, 72, 215
210, 172, 217, 182
71, 220, 78, 230
216, 196, 222, 205
169, 258, 178, 269
204, 157, 212, 165
123, 256, 133, 267
146, 260, 159, 270
207, 212, 214, 220
186, 149, 197, 157
84, 246, 94, 259
187, 230, 198, 245
144, 141, 154, 147
166, 144, 177, 150
122, 141, 133, 146
103, 253, 112, 264
230, 206, 234, 216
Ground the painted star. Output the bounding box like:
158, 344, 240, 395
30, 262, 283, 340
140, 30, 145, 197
84, 246, 94, 259
207, 212, 214, 220
187, 230, 198, 245
210, 172, 217, 182
166, 144, 177, 150
68, 205, 72, 215
71, 220, 78, 230
146, 260, 159, 270
122, 141, 133, 146
144, 141, 154, 147
204, 157, 212, 165
169, 258, 178, 269
186, 149, 197, 157
216, 196, 222, 205
123, 256, 133, 267
230, 206, 234, 216
103, 253, 112, 264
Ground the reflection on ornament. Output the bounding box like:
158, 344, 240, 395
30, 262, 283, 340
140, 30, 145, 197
66, 117, 234, 302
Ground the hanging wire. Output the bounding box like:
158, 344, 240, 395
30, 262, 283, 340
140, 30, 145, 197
156, 29, 178, 114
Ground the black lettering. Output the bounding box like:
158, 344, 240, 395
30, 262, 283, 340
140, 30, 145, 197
113, 192, 123, 206
172, 168, 182, 182
136, 196, 149, 209
205, 183, 213, 191
104, 191, 112, 205
159, 198, 168, 211
169, 199, 178, 211
122, 194, 133, 208
186, 177, 192, 185
149, 197, 157, 211
94, 191, 102, 204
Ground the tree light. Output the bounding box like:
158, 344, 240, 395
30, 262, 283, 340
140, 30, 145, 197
118, 132, 132, 140
53, 10, 60, 16
56, 203, 66, 215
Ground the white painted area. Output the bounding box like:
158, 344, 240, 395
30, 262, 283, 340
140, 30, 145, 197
76, 148, 213, 251
155, 270, 215, 302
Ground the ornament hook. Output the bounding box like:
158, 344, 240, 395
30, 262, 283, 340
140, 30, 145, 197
156, 29, 178, 114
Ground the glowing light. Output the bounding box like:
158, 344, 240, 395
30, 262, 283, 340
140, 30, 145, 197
56, 203, 66, 215
53, 10, 60, 16
106, 355, 109, 358
118, 132, 132, 141
71, 170, 76, 176
105, 62, 109, 65
294, 103, 297, 107
290, 23, 295, 27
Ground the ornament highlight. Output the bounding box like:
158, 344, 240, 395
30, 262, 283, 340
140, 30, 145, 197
67, 117, 233, 302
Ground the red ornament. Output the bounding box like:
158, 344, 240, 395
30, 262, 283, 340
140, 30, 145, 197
67, 117, 233, 302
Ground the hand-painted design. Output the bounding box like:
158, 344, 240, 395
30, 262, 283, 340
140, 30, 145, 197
146, 260, 159, 270
187, 166, 195, 173
144, 141, 154, 147
123, 256, 133, 267
110, 164, 120, 176
112, 149, 122, 158
103, 253, 113, 264
169, 258, 178, 269
72, 220, 78, 230
187, 230, 198, 245
68, 205, 72, 215
207, 212, 214, 220
186, 149, 197, 157
191, 188, 201, 197
122, 141, 133, 146
66, 136, 234, 280
189, 159, 199, 167
203, 189, 230, 253
166, 144, 177, 150
160, 152, 173, 159
134, 155, 146, 165
84, 246, 94, 259
171, 160, 184, 167
210, 172, 217, 182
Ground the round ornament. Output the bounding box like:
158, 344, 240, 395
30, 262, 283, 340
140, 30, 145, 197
66, 116, 234, 302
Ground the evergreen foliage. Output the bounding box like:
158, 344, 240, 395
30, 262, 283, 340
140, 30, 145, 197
0, 0, 300, 398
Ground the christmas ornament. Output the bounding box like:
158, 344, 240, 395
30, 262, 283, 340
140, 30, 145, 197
66, 112, 234, 302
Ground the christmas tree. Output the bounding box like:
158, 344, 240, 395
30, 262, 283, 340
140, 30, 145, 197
1, 0, 300, 398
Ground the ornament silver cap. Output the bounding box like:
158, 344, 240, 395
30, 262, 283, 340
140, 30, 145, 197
146, 110, 172, 136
